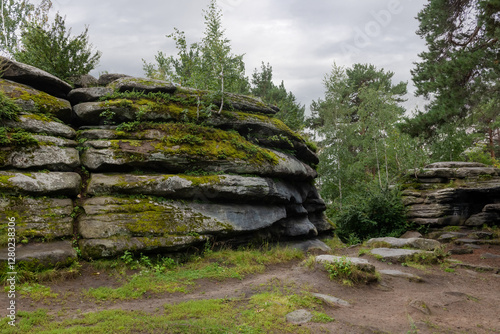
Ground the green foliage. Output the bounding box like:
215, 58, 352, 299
310, 63, 427, 211
0, 90, 21, 121
251, 62, 305, 131
0, 0, 52, 55
333, 184, 408, 243
403, 0, 500, 159
323, 256, 378, 285
0, 127, 38, 147
143, 0, 249, 96
13, 12, 101, 81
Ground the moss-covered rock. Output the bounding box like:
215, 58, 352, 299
0, 79, 72, 122
0, 57, 72, 98
3, 113, 76, 138
0, 197, 74, 245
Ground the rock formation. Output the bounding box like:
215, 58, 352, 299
402, 162, 500, 227
0, 58, 331, 266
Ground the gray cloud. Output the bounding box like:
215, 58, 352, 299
50, 0, 428, 112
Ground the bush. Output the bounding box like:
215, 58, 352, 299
333, 185, 407, 243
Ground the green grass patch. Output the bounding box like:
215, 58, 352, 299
2, 288, 332, 333
85, 245, 304, 301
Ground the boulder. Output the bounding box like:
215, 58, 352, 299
0, 197, 74, 240
0, 57, 72, 98
1, 145, 80, 171
97, 73, 131, 86
69, 74, 98, 88
276, 216, 318, 237
0, 241, 77, 269
0, 79, 72, 123
3, 113, 76, 138
68, 87, 114, 104
0, 171, 81, 196
108, 77, 177, 94
285, 309, 313, 324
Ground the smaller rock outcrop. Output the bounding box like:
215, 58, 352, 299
402, 162, 500, 227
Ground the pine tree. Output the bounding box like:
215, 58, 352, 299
403, 0, 500, 159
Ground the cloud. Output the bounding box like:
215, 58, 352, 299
49, 0, 428, 110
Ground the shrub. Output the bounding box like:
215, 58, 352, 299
333, 185, 407, 243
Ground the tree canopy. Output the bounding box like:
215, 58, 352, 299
13, 13, 101, 81
403, 0, 500, 159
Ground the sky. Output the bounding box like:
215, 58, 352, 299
48, 0, 429, 114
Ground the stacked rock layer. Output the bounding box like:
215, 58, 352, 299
402, 162, 500, 227
0, 58, 331, 264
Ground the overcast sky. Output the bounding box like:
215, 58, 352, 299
49, 0, 429, 113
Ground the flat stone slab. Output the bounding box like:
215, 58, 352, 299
366, 237, 441, 251
481, 253, 500, 259
378, 269, 423, 282
455, 239, 500, 246
286, 309, 312, 324
0, 171, 81, 196
285, 239, 331, 254
311, 293, 351, 307
438, 232, 468, 242
315, 255, 375, 273
370, 248, 431, 262
0, 241, 77, 268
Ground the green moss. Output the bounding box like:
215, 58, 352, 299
0, 90, 22, 121
174, 174, 224, 187
0, 127, 39, 148
16, 89, 67, 116
0, 173, 14, 187
110, 123, 278, 166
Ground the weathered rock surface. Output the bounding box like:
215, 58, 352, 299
109, 77, 177, 94
378, 269, 422, 282
69, 74, 98, 88
286, 309, 313, 324
0, 241, 77, 268
3, 113, 76, 138
402, 162, 500, 227
0, 57, 72, 98
80, 140, 316, 180
1, 144, 80, 171
87, 173, 307, 204
311, 293, 351, 307
0, 61, 328, 260
0, 198, 74, 240
366, 237, 441, 251
370, 248, 431, 262
0, 171, 81, 196
97, 73, 131, 86
68, 87, 114, 104
79, 235, 207, 259
0, 79, 72, 123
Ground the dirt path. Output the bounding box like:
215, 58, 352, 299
3, 243, 500, 334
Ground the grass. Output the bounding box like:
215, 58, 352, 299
84, 245, 304, 301
323, 256, 379, 286
1, 280, 334, 334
